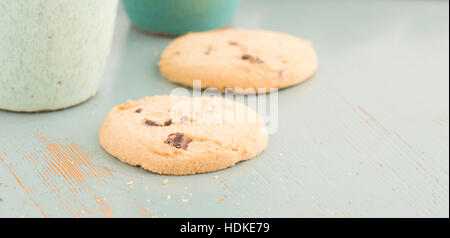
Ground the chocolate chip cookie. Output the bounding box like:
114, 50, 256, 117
158, 29, 318, 93
99, 95, 268, 175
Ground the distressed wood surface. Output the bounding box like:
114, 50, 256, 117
0, 0, 448, 218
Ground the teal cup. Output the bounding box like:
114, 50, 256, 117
122, 0, 241, 35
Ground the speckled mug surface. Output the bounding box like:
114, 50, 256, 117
122, 0, 241, 35
0, 0, 119, 112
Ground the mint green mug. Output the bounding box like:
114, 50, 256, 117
0, 0, 119, 112
122, 0, 241, 35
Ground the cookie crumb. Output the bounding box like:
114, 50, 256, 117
219, 197, 226, 201
152, 46, 159, 57
181, 199, 188, 203
127, 181, 134, 187
162, 179, 168, 185
167, 195, 171, 200
214, 175, 219, 179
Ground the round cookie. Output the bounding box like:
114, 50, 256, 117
99, 95, 268, 175
158, 29, 318, 93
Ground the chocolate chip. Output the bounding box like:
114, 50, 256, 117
165, 133, 192, 150
145, 119, 173, 127
145, 120, 160, 127
164, 119, 172, 127
242, 54, 264, 64
135, 108, 143, 113
242, 54, 252, 60
229, 41, 239, 46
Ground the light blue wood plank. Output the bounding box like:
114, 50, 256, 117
0, 0, 448, 218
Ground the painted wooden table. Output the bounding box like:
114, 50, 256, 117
0, 0, 448, 218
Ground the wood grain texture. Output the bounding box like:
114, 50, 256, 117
0, 0, 448, 217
